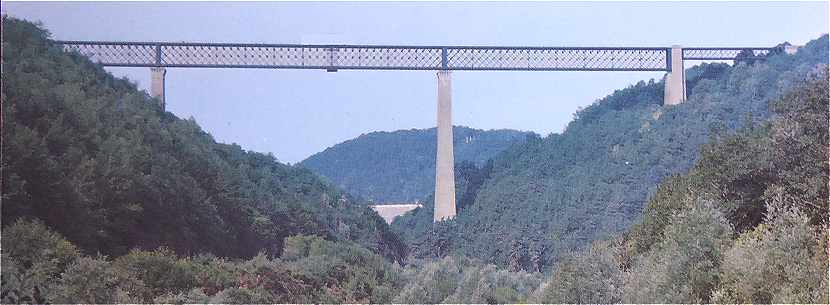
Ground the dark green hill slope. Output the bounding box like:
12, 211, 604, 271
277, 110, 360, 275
393, 35, 829, 269
300, 126, 530, 203
0, 17, 405, 262
536, 70, 828, 304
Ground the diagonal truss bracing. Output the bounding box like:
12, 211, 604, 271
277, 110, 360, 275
682, 47, 772, 60
55, 41, 775, 72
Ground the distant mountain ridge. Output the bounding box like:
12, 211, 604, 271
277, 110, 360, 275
300, 126, 532, 203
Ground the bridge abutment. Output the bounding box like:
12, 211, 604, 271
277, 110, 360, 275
151, 67, 166, 110
434, 70, 457, 222
664, 45, 686, 105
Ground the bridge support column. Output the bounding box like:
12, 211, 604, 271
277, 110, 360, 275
434, 70, 456, 222
664, 45, 686, 105
150, 67, 166, 110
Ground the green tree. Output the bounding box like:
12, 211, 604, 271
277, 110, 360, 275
111, 248, 198, 302
444, 263, 541, 303
622, 200, 732, 303
393, 256, 466, 303
49, 256, 139, 304
300, 127, 528, 203
0, 219, 80, 304
1, 16, 405, 262
394, 35, 829, 269
712, 197, 829, 303
536, 240, 622, 303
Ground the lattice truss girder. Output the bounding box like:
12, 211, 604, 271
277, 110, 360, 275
64, 43, 157, 65
683, 48, 771, 60
159, 46, 446, 68
58, 41, 773, 71
446, 48, 667, 70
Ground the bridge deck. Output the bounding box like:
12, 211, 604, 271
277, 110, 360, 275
55, 40, 773, 71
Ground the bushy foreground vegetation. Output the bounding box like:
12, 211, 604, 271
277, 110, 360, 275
1, 218, 548, 304
393, 255, 543, 304
2, 221, 403, 303
535, 72, 829, 303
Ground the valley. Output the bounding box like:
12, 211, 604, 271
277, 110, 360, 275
2, 11, 828, 304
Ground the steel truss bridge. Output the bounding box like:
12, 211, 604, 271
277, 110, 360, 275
56, 40, 775, 72
54, 39, 788, 222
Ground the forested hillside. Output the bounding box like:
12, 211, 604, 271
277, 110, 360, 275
393, 35, 829, 270
0, 19, 533, 301
6, 70, 824, 303
300, 127, 529, 202
0, 17, 404, 262
2, 15, 826, 304
535, 72, 828, 303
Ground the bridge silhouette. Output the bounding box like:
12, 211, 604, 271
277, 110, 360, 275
55, 40, 792, 223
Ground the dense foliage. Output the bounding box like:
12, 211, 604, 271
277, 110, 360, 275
393, 255, 542, 304
1, 221, 404, 304
535, 70, 829, 303
2, 16, 826, 304
0, 16, 404, 262
2, 218, 550, 303
300, 126, 529, 202
393, 35, 829, 269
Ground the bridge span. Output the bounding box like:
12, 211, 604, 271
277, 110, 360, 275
55, 40, 793, 223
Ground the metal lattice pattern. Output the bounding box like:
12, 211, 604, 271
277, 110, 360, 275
446, 48, 667, 71
62, 43, 156, 66
57, 41, 774, 71
159, 45, 343, 67
683, 48, 771, 60
335, 48, 444, 69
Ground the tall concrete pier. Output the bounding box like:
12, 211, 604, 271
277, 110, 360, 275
151, 67, 167, 110
434, 71, 457, 222
664, 45, 686, 105
56, 40, 777, 225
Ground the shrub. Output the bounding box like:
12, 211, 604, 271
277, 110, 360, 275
209, 287, 275, 304
1, 219, 80, 274
189, 253, 239, 296
283, 235, 401, 303
232, 252, 324, 303
622, 200, 732, 303
153, 287, 211, 304
622, 175, 697, 264
536, 240, 622, 303
392, 256, 466, 303
112, 247, 198, 302
1, 219, 80, 304
712, 197, 829, 303
49, 256, 139, 304
444, 263, 541, 303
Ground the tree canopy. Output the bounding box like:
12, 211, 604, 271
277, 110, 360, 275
393, 34, 829, 270
300, 126, 529, 203
2, 15, 827, 304
0, 16, 405, 262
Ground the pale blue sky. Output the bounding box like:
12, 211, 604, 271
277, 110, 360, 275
3, 2, 827, 163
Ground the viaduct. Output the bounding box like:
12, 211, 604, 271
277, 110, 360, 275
56, 40, 796, 223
